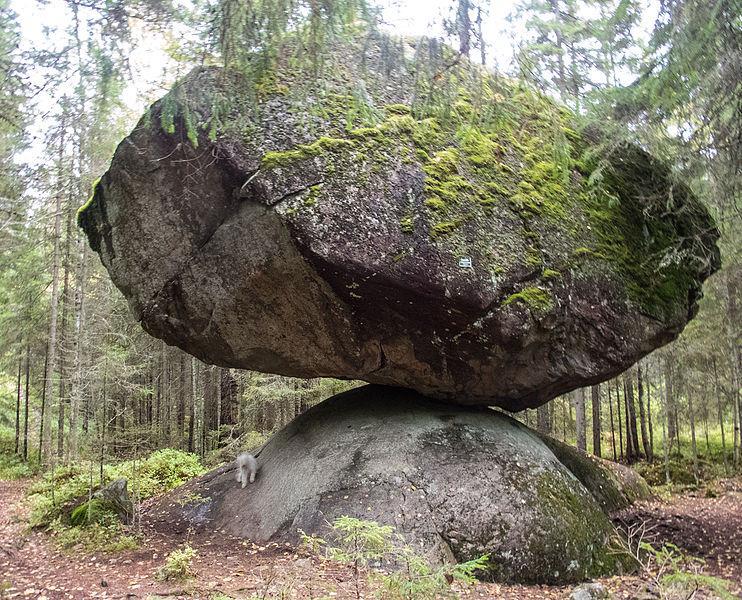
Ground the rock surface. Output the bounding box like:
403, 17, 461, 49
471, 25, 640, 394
537, 435, 653, 513
79, 34, 719, 409
147, 385, 635, 584
96, 478, 133, 524
570, 582, 611, 600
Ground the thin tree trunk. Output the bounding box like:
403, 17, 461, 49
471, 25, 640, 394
665, 356, 677, 449
456, 0, 472, 56
42, 122, 66, 466
41, 199, 62, 466
216, 368, 222, 438
537, 404, 550, 434
702, 394, 711, 458
646, 363, 654, 460
15, 355, 22, 455
724, 269, 740, 467
575, 389, 586, 452
475, 6, 486, 65
688, 391, 699, 484
624, 372, 640, 462
608, 384, 617, 461
100, 362, 108, 486
69, 240, 88, 459
637, 365, 651, 460
591, 385, 601, 457
56, 190, 74, 460
623, 379, 634, 462
23, 345, 30, 461
661, 373, 670, 484
188, 357, 196, 453
713, 358, 729, 473
178, 353, 186, 443
547, 0, 568, 100
615, 378, 624, 461
38, 348, 49, 462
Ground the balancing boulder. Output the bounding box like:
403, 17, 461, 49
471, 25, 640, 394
79, 35, 719, 409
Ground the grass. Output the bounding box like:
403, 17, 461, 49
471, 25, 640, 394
535, 416, 738, 485
156, 544, 198, 581
26, 448, 205, 528
8, 448, 207, 554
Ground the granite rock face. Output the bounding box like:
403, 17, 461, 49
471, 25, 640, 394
147, 385, 636, 584
79, 35, 719, 409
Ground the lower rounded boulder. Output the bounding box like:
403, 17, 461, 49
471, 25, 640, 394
149, 385, 634, 583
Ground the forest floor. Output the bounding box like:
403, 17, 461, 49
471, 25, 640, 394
1, 477, 740, 600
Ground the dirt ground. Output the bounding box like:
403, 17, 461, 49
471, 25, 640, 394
1, 478, 740, 600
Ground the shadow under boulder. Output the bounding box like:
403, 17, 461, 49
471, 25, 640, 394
147, 385, 640, 584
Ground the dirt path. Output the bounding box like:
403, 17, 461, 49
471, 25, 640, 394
615, 478, 742, 584
1, 478, 739, 599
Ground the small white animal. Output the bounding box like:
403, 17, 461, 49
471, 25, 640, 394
235, 452, 258, 488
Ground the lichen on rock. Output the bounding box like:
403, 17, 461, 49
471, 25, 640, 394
147, 385, 637, 584
78, 31, 719, 409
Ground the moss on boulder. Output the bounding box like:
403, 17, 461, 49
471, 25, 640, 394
147, 385, 637, 584
538, 434, 652, 514
79, 32, 719, 409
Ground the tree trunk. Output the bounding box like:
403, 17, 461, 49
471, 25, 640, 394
42, 123, 66, 466
608, 384, 617, 461
69, 239, 88, 459
178, 353, 186, 444
475, 6, 486, 65
646, 363, 654, 460
665, 356, 677, 448
15, 355, 22, 455
188, 357, 196, 453
216, 368, 223, 437
591, 385, 601, 457
624, 372, 640, 462
537, 404, 550, 434
637, 365, 651, 461
99, 359, 108, 486
661, 373, 670, 484
688, 391, 699, 484
623, 379, 633, 462
457, 0, 472, 56
713, 359, 728, 473
615, 378, 623, 461
575, 389, 586, 452
56, 189, 74, 460
23, 345, 30, 461
38, 349, 48, 462
724, 269, 740, 467
547, 0, 568, 100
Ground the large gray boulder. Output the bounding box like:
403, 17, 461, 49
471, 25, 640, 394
78, 34, 719, 409
537, 434, 653, 514
147, 385, 635, 584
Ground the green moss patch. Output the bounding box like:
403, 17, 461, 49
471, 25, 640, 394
503, 287, 553, 313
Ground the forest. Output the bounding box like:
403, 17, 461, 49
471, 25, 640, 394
0, 0, 739, 598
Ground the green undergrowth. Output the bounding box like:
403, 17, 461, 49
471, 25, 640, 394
636, 542, 738, 600
49, 513, 140, 553
636, 455, 735, 490
26, 448, 205, 553
0, 402, 40, 478
301, 516, 489, 599
156, 544, 198, 582
0, 428, 39, 479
